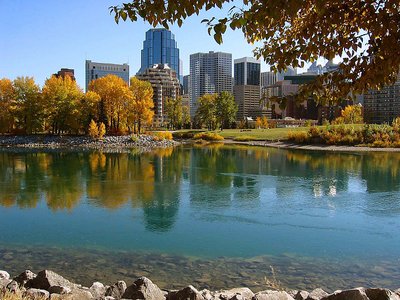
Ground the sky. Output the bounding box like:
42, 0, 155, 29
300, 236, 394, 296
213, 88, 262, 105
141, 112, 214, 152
0, 0, 294, 89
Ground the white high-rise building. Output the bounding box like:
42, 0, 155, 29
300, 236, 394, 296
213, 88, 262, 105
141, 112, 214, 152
189, 51, 233, 117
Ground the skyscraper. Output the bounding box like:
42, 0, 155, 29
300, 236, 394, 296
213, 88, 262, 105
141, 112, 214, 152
233, 57, 262, 120
189, 51, 232, 117
139, 29, 180, 81
85, 60, 129, 92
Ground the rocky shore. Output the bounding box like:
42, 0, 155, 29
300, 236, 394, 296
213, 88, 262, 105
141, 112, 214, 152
1, 269, 399, 300
0, 135, 178, 152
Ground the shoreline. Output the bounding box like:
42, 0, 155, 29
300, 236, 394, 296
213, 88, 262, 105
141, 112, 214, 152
1, 269, 399, 300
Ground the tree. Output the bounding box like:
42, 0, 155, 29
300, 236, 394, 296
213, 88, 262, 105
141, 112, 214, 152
89, 75, 132, 134
0, 78, 16, 133
42, 75, 84, 134
129, 77, 154, 134
80, 91, 101, 131
196, 94, 217, 130
339, 104, 364, 124
88, 119, 99, 139
111, 0, 400, 103
165, 96, 183, 130
255, 117, 262, 129
182, 106, 191, 129
261, 116, 269, 129
13, 77, 43, 134
215, 91, 237, 130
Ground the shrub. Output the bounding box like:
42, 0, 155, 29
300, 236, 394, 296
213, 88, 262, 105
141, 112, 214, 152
131, 135, 139, 142
149, 131, 173, 141
172, 131, 197, 139
287, 131, 309, 143
193, 132, 224, 141
88, 119, 99, 139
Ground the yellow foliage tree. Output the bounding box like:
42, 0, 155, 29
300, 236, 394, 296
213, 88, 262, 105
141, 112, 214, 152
129, 77, 154, 134
0, 78, 16, 133
88, 119, 99, 139
89, 74, 132, 134
80, 91, 101, 129
98, 122, 106, 139
255, 117, 262, 129
261, 116, 269, 129
338, 105, 363, 124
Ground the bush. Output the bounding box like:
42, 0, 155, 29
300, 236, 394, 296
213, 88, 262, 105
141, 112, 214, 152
149, 131, 173, 141
131, 135, 139, 142
287, 131, 309, 143
193, 132, 224, 141
172, 131, 197, 139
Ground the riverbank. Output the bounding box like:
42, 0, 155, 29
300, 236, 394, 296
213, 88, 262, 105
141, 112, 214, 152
1, 269, 399, 300
0, 135, 178, 152
223, 139, 400, 152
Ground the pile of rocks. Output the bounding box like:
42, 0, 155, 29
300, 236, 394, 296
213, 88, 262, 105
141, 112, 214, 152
1, 269, 400, 300
0, 135, 178, 151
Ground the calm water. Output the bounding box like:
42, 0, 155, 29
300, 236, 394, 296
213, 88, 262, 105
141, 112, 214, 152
0, 145, 400, 291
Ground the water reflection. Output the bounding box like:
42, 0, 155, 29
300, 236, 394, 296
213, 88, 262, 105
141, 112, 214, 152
1, 147, 400, 214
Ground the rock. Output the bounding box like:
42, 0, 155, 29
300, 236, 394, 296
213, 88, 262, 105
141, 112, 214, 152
321, 288, 368, 300
295, 291, 309, 300
287, 291, 298, 298
24, 288, 50, 299
395, 289, 400, 297
215, 288, 255, 300
307, 289, 328, 300
105, 297, 116, 300
253, 290, 295, 300
105, 280, 127, 299
49, 285, 72, 295
365, 288, 400, 300
90, 281, 106, 299
14, 270, 37, 287
26, 270, 75, 290
0, 270, 10, 280
123, 277, 164, 300
168, 285, 204, 300
0, 278, 11, 289
7, 280, 21, 293
200, 289, 213, 300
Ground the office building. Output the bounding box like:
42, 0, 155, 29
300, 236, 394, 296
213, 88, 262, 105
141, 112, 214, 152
137, 64, 181, 126
183, 75, 190, 95
261, 71, 277, 88
233, 57, 263, 120
85, 60, 129, 91
189, 51, 232, 117
277, 66, 297, 81
54, 68, 76, 81
139, 29, 180, 81
364, 74, 400, 124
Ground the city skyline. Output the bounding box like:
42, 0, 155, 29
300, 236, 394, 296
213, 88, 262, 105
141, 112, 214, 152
0, 0, 273, 90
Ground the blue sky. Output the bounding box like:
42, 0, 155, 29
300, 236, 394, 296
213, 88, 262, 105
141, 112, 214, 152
0, 0, 274, 89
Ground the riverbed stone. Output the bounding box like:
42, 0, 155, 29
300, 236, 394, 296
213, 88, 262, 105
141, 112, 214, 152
123, 277, 164, 300
105, 280, 127, 299
253, 290, 295, 300
0, 270, 10, 280
214, 287, 254, 300
90, 281, 106, 299
321, 288, 368, 300
307, 289, 328, 300
168, 285, 204, 300
26, 270, 75, 290
365, 288, 400, 300
14, 270, 37, 287
294, 291, 309, 300
24, 288, 50, 299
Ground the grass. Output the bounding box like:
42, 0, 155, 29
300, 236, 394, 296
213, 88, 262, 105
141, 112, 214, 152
0, 291, 46, 300
174, 125, 364, 142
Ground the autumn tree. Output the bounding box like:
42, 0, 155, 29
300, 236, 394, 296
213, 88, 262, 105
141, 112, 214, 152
0, 79, 16, 133
215, 91, 237, 130
165, 96, 183, 130
13, 77, 43, 134
42, 75, 84, 134
195, 93, 217, 130
129, 77, 154, 134
80, 91, 101, 131
111, 0, 400, 103
255, 117, 262, 129
89, 75, 132, 134
182, 106, 191, 129
336, 105, 364, 124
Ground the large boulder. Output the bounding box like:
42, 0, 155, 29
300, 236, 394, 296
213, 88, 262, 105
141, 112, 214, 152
365, 288, 400, 300
214, 288, 255, 300
321, 288, 368, 300
307, 289, 329, 300
14, 270, 37, 287
167, 285, 205, 300
122, 277, 164, 300
24, 288, 50, 299
49, 285, 72, 295
26, 270, 75, 290
253, 290, 295, 300
105, 280, 127, 299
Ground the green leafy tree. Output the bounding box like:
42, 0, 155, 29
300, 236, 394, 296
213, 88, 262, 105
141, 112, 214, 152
182, 106, 191, 129
196, 94, 217, 130
215, 91, 237, 130
111, 0, 400, 103
13, 77, 43, 134
165, 96, 183, 130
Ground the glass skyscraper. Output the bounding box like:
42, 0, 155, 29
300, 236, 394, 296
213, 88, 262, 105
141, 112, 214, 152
139, 29, 180, 81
